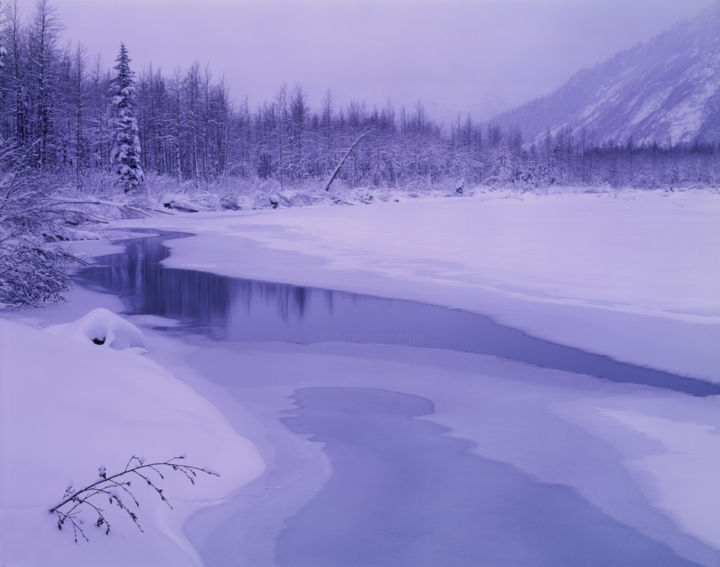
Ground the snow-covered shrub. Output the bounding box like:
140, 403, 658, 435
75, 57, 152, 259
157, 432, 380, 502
46, 308, 146, 350
0, 242, 74, 306
0, 158, 80, 307
78, 169, 119, 197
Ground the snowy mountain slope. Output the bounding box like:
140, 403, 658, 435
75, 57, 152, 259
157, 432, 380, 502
490, 1, 720, 146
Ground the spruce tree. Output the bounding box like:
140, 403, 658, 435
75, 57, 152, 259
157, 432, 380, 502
110, 43, 143, 191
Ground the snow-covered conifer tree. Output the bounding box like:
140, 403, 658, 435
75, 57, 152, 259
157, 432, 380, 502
110, 43, 143, 191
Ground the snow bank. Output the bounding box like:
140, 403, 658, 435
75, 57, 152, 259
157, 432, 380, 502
112, 189, 720, 380
599, 408, 720, 550
0, 316, 264, 567
46, 307, 146, 350
207, 190, 720, 322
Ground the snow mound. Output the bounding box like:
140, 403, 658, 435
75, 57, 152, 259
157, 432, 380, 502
0, 317, 264, 567
46, 307, 145, 350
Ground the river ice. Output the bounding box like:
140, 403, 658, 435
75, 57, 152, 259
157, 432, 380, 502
278, 386, 699, 567
79, 231, 716, 566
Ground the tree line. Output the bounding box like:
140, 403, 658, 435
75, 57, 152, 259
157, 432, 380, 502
1, 0, 719, 193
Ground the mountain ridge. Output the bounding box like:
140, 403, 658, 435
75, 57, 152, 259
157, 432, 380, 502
489, 1, 720, 146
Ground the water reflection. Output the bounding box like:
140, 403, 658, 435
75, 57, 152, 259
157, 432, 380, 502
78, 233, 396, 343
79, 233, 234, 337
77, 232, 720, 396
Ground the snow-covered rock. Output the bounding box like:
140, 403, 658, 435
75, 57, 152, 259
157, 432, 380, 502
46, 307, 146, 350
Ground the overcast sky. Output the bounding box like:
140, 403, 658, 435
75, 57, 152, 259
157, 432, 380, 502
34, 0, 716, 121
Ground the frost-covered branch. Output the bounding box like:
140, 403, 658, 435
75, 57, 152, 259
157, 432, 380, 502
0, 155, 83, 306
50, 455, 219, 543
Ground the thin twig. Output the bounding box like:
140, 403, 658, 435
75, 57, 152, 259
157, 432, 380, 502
50, 455, 219, 542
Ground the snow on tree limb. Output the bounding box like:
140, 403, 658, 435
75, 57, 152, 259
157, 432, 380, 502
110, 44, 144, 192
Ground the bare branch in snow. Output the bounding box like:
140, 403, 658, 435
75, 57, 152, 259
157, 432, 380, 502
50, 455, 219, 543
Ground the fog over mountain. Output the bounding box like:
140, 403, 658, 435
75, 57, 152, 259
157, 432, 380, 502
40, 0, 715, 123
490, 1, 720, 146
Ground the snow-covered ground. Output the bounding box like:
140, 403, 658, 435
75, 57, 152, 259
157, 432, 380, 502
0, 299, 264, 567
119, 189, 720, 381
3, 189, 720, 566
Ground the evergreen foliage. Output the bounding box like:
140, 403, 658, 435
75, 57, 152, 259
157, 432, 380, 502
110, 44, 143, 192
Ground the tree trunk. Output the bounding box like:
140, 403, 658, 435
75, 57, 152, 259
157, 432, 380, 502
324, 129, 371, 192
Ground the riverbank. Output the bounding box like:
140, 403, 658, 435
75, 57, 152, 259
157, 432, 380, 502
0, 281, 264, 567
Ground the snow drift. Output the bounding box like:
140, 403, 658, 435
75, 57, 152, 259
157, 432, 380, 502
0, 316, 264, 567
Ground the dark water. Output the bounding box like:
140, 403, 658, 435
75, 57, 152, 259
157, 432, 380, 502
278, 387, 701, 567
78, 231, 720, 396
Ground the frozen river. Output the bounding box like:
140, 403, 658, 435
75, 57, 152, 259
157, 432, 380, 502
76, 231, 719, 566
278, 386, 697, 566
78, 232, 718, 396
